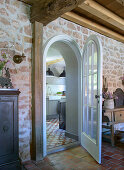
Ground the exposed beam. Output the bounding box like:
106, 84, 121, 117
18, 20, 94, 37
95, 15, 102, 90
62, 12, 124, 43
30, 0, 85, 24
32, 21, 43, 161
78, 0, 124, 32
46, 58, 64, 66
18, 0, 33, 5
116, 0, 124, 6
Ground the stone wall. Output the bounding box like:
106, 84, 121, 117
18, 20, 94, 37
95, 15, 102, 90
0, 0, 32, 161
43, 18, 124, 92
43, 17, 124, 124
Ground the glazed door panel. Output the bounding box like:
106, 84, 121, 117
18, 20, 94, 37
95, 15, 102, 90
81, 35, 102, 163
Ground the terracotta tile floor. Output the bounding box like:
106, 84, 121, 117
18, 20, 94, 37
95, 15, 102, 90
47, 118, 76, 150
23, 142, 124, 170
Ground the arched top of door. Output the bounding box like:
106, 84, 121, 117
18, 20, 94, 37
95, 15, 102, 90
43, 34, 82, 64
83, 34, 103, 59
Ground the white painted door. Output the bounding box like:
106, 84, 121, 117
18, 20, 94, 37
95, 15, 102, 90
81, 35, 102, 163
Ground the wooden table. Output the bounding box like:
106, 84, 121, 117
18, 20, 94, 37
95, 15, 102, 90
103, 107, 124, 123
102, 106, 124, 146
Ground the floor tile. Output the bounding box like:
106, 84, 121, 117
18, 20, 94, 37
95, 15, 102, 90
23, 141, 124, 170
47, 118, 77, 150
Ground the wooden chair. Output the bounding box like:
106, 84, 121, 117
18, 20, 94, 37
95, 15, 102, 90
102, 88, 124, 145
114, 88, 124, 107
102, 110, 115, 146
113, 88, 124, 143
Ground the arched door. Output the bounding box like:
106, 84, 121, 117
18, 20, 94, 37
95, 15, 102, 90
81, 35, 103, 163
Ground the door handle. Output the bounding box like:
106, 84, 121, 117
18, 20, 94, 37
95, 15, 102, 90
95, 95, 100, 99
95, 94, 102, 99
3, 125, 9, 132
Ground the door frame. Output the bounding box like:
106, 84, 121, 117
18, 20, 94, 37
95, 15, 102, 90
42, 35, 82, 157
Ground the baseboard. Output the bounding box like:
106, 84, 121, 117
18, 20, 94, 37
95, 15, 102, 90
47, 141, 80, 155
46, 114, 58, 120
65, 131, 78, 141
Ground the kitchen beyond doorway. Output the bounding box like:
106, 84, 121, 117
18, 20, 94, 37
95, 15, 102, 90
43, 35, 82, 156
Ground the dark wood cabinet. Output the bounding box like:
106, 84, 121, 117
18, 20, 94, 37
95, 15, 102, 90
0, 89, 21, 170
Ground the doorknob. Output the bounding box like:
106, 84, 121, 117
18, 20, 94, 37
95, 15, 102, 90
95, 95, 100, 99
3, 125, 9, 132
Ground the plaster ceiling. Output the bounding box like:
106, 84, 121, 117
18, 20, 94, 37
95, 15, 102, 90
46, 43, 66, 68
46, 47, 63, 62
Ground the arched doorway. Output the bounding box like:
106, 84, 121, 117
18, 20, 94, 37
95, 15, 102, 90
43, 35, 82, 156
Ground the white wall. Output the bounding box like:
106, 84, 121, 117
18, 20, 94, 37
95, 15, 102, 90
46, 84, 66, 95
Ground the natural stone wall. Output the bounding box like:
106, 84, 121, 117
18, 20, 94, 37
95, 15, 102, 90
43, 17, 124, 123
43, 17, 124, 92
0, 0, 32, 161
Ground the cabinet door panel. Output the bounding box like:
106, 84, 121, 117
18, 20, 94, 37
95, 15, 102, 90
0, 101, 14, 156
0, 97, 18, 164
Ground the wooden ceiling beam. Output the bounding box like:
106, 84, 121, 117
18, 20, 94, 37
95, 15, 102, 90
78, 0, 124, 32
62, 11, 124, 43
29, 0, 85, 24
18, 0, 33, 5
18, 0, 84, 24
116, 0, 124, 6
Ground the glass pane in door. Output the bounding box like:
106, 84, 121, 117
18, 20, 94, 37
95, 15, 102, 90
83, 105, 87, 133
93, 43, 97, 73
88, 75, 92, 106
93, 74, 97, 106
83, 40, 98, 142
89, 44, 92, 75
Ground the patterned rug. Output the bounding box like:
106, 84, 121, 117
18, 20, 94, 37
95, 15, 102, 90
47, 118, 76, 150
